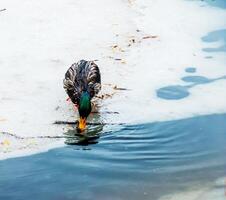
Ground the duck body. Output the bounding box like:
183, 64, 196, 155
63, 60, 101, 105
63, 60, 101, 131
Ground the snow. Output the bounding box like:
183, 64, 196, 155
0, 0, 226, 159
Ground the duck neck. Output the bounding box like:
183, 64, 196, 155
79, 91, 91, 117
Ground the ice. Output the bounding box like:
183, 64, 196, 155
0, 0, 226, 159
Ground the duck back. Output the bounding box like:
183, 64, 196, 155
63, 60, 101, 104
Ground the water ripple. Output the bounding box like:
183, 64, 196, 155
0, 114, 226, 200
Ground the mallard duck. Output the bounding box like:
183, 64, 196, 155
63, 60, 101, 131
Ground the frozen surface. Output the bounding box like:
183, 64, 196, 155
0, 0, 226, 159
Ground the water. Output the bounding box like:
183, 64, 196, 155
202, 29, 226, 53
0, 113, 226, 200
188, 0, 226, 9
185, 67, 196, 73
201, 0, 226, 9
156, 67, 226, 100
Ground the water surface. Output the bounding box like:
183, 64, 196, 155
0, 113, 226, 200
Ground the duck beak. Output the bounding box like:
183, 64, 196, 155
78, 117, 86, 131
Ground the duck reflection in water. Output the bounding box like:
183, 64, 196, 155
64, 121, 104, 146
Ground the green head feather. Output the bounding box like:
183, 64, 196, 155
78, 91, 91, 118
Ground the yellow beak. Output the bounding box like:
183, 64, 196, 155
78, 117, 86, 131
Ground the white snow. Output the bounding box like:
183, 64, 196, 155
0, 0, 226, 159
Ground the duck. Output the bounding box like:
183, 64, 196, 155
63, 60, 101, 131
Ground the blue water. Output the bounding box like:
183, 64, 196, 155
188, 0, 226, 9
202, 29, 226, 53
0, 113, 226, 200
185, 67, 196, 73
156, 85, 190, 100
156, 69, 226, 100
202, 0, 226, 9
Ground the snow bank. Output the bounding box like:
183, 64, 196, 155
0, 0, 226, 159
105, 0, 226, 124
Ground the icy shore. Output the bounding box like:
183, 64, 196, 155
0, 0, 226, 160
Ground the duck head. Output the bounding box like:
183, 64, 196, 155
77, 91, 91, 131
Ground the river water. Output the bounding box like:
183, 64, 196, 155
0, 113, 226, 200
